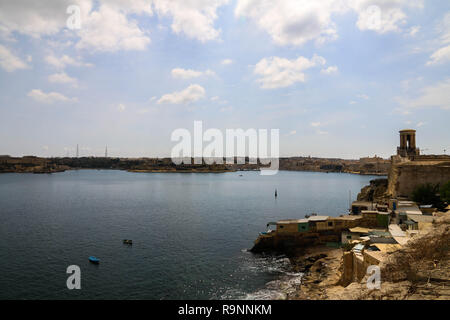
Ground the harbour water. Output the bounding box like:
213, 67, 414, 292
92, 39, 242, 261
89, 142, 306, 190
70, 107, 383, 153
0, 170, 378, 299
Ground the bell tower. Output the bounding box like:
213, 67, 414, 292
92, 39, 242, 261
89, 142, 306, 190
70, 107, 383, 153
397, 129, 420, 158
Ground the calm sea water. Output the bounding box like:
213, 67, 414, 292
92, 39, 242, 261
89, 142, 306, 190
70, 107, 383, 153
0, 170, 378, 300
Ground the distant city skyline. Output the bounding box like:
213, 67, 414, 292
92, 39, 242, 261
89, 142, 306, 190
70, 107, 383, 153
0, 0, 449, 159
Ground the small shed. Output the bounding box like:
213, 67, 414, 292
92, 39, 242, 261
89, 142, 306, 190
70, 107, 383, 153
351, 201, 374, 214
341, 231, 362, 244
407, 214, 436, 230
377, 212, 390, 228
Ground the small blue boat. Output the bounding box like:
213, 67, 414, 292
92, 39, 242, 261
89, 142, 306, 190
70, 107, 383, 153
89, 256, 100, 264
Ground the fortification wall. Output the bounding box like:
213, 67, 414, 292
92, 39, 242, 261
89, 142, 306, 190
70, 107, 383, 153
394, 162, 450, 198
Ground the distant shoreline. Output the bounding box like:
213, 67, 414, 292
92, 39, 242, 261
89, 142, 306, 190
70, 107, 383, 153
0, 166, 387, 177
0, 155, 390, 176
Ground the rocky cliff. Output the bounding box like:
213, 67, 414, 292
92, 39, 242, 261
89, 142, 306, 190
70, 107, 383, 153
357, 178, 388, 202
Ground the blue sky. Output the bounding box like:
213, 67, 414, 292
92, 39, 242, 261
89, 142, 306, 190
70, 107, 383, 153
0, 0, 449, 159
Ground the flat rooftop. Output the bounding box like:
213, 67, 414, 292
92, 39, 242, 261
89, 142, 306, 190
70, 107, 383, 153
352, 201, 373, 206
277, 215, 329, 224
407, 215, 436, 223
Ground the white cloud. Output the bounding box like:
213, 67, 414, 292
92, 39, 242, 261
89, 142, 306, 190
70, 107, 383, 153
357, 93, 369, 100
396, 79, 450, 111
48, 72, 78, 86
416, 121, 426, 127
221, 59, 233, 65
0, 44, 28, 72
158, 84, 206, 104
211, 96, 219, 101
253, 54, 326, 89
426, 45, 450, 66
435, 12, 450, 45
0, 0, 227, 50
118, 103, 126, 112
220, 106, 233, 112
153, 0, 229, 42
0, 0, 92, 38
321, 65, 338, 75
0, 1, 151, 52
28, 89, 76, 104
105, 0, 153, 15
235, 0, 344, 46
349, 101, 357, 105
408, 25, 420, 36
310, 120, 329, 134
76, 4, 151, 52
349, 1, 424, 34
171, 68, 215, 79
45, 54, 92, 69
286, 130, 297, 136
235, 0, 423, 46
425, 13, 450, 66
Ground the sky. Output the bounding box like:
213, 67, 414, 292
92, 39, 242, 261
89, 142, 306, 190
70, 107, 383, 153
0, 0, 449, 159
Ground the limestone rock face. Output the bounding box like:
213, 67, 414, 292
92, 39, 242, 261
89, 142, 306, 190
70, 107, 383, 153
357, 178, 388, 202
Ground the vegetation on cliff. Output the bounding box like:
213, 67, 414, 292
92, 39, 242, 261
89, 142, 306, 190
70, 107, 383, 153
440, 181, 450, 204
412, 182, 449, 210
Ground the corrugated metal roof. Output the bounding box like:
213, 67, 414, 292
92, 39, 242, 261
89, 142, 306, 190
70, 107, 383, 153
369, 231, 391, 237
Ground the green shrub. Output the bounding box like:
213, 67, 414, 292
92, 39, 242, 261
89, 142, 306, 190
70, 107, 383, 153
412, 183, 445, 210
440, 180, 450, 204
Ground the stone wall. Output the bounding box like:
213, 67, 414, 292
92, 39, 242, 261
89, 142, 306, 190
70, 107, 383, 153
387, 156, 450, 198
395, 162, 450, 198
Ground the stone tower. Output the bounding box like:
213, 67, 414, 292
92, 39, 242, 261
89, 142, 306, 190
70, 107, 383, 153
397, 129, 420, 157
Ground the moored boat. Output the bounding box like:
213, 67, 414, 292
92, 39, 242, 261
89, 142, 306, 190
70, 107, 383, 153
89, 256, 100, 264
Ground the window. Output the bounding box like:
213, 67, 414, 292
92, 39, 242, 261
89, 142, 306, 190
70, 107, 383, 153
328, 222, 333, 227
346, 235, 352, 240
